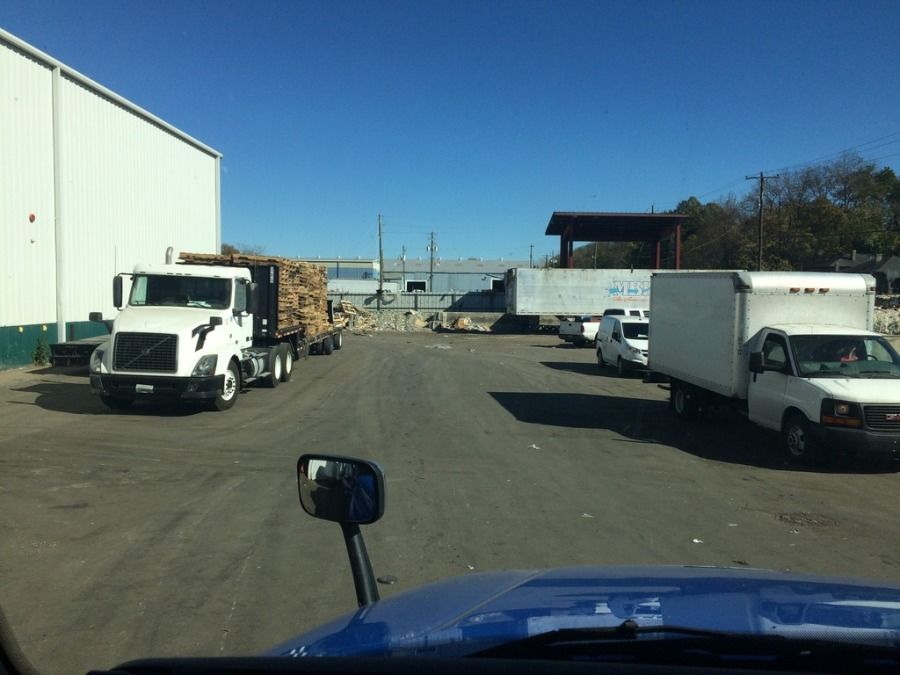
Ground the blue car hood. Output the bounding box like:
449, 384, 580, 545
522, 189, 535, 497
269, 565, 900, 657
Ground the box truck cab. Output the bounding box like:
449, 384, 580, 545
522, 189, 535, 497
649, 271, 900, 465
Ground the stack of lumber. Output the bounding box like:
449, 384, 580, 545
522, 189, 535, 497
179, 252, 330, 335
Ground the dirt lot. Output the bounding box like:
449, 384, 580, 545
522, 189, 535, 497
1, 332, 899, 673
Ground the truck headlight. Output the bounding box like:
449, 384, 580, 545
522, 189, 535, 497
821, 399, 862, 428
629, 346, 642, 355
192, 354, 218, 377
90, 348, 105, 373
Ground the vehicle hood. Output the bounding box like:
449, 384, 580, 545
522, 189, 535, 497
268, 565, 900, 658
115, 305, 229, 335
807, 377, 900, 402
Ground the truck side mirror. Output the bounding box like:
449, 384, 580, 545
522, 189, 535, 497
89, 311, 114, 334
297, 454, 385, 608
113, 275, 123, 309
209, 316, 223, 327
749, 352, 763, 373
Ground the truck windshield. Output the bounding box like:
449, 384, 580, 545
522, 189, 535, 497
129, 274, 232, 309
791, 335, 900, 378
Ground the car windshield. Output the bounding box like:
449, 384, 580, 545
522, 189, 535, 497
129, 274, 232, 309
3, 3, 900, 674
622, 323, 649, 340
792, 335, 900, 378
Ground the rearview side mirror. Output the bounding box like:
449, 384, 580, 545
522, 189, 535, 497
749, 352, 763, 373
297, 454, 385, 525
246, 282, 260, 315
113, 275, 123, 309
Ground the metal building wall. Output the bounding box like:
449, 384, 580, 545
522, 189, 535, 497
0, 29, 221, 366
0, 40, 57, 326
57, 76, 219, 330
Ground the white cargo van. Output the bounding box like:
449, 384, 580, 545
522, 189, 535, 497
596, 316, 650, 376
649, 271, 900, 465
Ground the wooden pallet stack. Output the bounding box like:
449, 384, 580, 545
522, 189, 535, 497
179, 252, 329, 335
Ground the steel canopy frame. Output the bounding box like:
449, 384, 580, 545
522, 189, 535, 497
545, 212, 687, 269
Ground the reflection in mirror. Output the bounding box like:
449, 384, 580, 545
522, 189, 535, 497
297, 454, 385, 525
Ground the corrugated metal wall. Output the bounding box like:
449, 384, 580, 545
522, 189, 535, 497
330, 292, 506, 312
57, 76, 219, 326
1, 41, 57, 325
1, 30, 220, 356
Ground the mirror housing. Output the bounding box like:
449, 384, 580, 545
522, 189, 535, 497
749, 352, 764, 373
210, 316, 223, 327
113, 275, 123, 309
297, 454, 385, 525
89, 311, 113, 334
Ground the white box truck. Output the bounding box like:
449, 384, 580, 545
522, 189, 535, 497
88, 251, 343, 411
505, 268, 652, 316
649, 271, 900, 465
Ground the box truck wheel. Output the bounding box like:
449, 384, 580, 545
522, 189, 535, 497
278, 343, 293, 382
100, 394, 133, 410
211, 362, 240, 411
322, 336, 334, 355
671, 382, 699, 420
334, 331, 343, 350
783, 413, 819, 465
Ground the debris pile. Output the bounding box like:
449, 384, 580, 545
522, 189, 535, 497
875, 307, 900, 335
446, 316, 490, 332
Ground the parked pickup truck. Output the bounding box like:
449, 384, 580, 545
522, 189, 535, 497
558, 315, 602, 346
649, 271, 900, 466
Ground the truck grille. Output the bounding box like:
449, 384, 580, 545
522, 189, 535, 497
114, 333, 178, 372
863, 405, 900, 431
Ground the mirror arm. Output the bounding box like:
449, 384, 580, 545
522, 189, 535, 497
340, 522, 380, 607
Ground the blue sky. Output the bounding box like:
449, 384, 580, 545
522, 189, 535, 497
3, 1, 899, 262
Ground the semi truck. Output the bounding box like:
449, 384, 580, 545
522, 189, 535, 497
649, 271, 900, 465
89, 251, 342, 411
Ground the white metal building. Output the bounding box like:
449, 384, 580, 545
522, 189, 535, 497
1, 29, 221, 368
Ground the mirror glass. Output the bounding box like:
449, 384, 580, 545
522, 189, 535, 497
297, 454, 384, 524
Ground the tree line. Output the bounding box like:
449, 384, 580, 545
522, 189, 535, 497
567, 154, 900, 271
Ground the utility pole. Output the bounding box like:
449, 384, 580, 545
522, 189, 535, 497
399, 245, 407, 292
593, 242, 599, 269
427, 232, 437, 291
746, 172, 780, 271
377, 214, 384, 310
529, 244, 534, 268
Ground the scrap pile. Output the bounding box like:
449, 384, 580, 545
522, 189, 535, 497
179, 252, 330, 335
334, 300, 377, 332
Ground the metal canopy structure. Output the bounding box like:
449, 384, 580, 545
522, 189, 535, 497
545, 212, 688, 269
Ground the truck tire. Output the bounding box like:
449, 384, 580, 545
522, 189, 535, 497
211, 361, 240, 411
617, 357, 627, 377
596, 347, 605, 368
265, 348, 282, 387
334, 331, 343, 350
100, 394, 133, 410
279, 343, 293, 382
671, 381, 699, 420
322, 336, 334, 355
783, 413, 819, 465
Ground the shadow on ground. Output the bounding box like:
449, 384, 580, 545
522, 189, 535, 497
488, 391, 898, 474
9, 382, 206, 417
541, 360, 644, 378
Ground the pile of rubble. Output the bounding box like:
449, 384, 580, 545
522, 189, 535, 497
333, 302, 435, 333
875, 307, 900, 335
446, 316, 490, 333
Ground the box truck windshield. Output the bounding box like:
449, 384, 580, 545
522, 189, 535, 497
129, 274, 232, 309
791, 335, 900, 378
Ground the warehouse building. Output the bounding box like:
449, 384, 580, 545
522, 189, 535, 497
382, 258, 530, 293
1, 30, 221, 369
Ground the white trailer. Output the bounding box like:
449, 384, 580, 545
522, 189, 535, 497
505, 268, 651, 316
649, 271, 900, 465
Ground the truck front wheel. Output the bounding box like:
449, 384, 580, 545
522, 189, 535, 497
322, 336, 334, 355
211, 362, 240, 411
783, 413, 819, 465
671, 382, 699, 420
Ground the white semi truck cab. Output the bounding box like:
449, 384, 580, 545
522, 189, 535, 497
89, 257, 341, 411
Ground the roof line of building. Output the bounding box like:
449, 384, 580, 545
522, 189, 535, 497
1, 29, 222, 159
